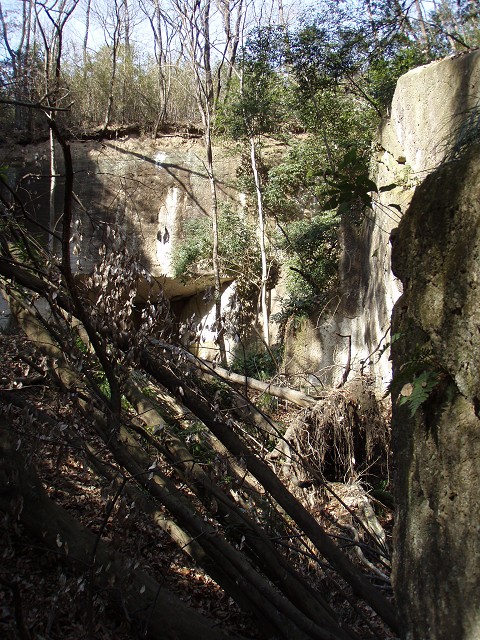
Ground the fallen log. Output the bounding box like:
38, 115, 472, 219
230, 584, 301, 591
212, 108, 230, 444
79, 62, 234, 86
1, 266, 398, 635
150, 340, 318, 409
141, 350, 400, 635
123, 378, 358, 640
199, 360, 317, 408
7, 306, 351, 640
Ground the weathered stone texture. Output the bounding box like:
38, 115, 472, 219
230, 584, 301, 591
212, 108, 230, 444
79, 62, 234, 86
391, 142, 480, 640
389, 52, 480, 174
0, 136, 240, 297
283, 51, 480, 390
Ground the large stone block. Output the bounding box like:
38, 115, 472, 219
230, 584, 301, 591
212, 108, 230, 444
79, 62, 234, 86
391, 141, 480, 640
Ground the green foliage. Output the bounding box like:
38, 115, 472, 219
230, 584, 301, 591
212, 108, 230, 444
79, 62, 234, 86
286, 6, 381, 116
172, 206, 261, 282
264, 151, 309, 220
324, 147, 377, 212
389, 339, 453, 417
216, 27, 289, 139
217, 74, 286, 139
366, 46, 429, 108
273, 212, 340, 322
287, 15, 362, 96
65, 45, 139, 130
261, 116, 374, 325
171, 216, 211, 279
171, 421, 215, 464
429, 0, 480, 52
283, 213, 339, 286
231, 345, 283, 381
265, 139, 371, 228
217, 208, 262, 279
0, 213, 46, 266
232, 147, 266, 199
260, 123, 375, 325
231, 346, 283, 413
397, 370, 443, 417
3, 0, 478, 139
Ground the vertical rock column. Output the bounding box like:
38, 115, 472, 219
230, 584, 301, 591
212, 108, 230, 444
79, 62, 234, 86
390, 142, 480, 640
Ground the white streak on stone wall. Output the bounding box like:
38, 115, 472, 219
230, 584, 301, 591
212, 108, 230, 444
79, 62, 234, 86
181, 282, 238, 362
156, 186, 179, 276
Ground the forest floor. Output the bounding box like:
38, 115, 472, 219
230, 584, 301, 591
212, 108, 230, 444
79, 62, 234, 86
0, 330, 260, 639
0, 329, 397, 640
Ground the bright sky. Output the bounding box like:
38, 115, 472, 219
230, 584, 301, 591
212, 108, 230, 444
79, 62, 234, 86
0, 0, 320, 60
0, 0, 442, 62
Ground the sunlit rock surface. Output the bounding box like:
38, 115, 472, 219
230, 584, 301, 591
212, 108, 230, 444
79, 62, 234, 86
390, 50, 480, 640
284, 50, 480, 391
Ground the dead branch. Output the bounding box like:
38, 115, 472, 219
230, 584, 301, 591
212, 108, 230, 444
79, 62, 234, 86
140, 350, 399, 634
151, 340, 318, 408
0, 420, 245, 640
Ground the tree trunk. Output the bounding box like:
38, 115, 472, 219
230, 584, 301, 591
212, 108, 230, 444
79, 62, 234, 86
83, 0, 92, 76
0, 0, 34, 134
123, 378, 357, 640
203, 0, 227, 364
4, 296, 355, 640
206, 120, 227, 364
195, 355, 318, 408
250, 135, 270, 347
140, 350, 399, 634
48, 127, 57, 252
103, 40, 117, 131
413, 0, 430, 49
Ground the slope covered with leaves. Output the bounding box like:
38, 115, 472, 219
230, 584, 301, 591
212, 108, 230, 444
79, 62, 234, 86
0, 327, 395, 640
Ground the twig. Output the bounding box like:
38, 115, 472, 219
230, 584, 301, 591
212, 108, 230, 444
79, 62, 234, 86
0, 96, 73, 111
336, 334, 352, 388
86, 475, 128, 639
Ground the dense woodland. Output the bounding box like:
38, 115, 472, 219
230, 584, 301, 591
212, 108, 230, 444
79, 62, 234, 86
0, 1, 479, 639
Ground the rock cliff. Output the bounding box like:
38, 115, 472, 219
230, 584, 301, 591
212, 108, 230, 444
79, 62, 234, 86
284, 50, 480, 391
287, 51, 480, 637
1, 135, 240, 296
389, 51, 480, 640
391, 137, 480, 640
2, 48, 480, 639
2, 52, 479, 384
0, 135, 242, 347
